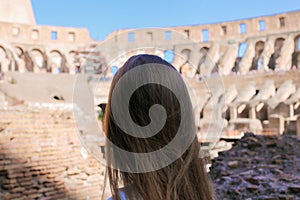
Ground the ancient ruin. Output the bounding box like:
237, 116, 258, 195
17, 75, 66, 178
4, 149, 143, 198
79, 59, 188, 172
0, 0, 300, 199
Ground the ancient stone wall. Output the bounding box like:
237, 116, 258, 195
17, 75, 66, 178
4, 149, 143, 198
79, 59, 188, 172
2, 69, 299, 143
1, 10, 300, 77
0, 0, 36, 25
0, 22, 93, 44
103, 10, 300, 76
0, 107, 106, 199
110, 10, 300, 42
0, 21, 95, 75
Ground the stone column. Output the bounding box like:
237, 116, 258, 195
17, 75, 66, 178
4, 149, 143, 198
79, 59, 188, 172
269, 115, 285, 135
277, 34, 294, 71
260, 38, 274, 71
289, 104, 295, 117
230, 106, 237, 119
201, 43, 219, 76
297, 116, 300, 137
239, 40, 255, 74
249, 106, 256, 119
218, 44, 238, 75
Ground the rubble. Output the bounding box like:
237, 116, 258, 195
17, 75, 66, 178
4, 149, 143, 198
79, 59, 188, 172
210, 132, 300, 199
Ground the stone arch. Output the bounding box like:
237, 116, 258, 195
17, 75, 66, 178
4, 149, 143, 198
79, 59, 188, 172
61, 52, 69, 73
292, 35, 300, 68
0, 46, 7, 72
294, 34, 300, 51
67, 50, 78, 74
196, 47, 209, 75
250, 41, 265, 71
49, 50, 69, 74
179, 49, 191, 76
260, 39, 274, 71
181, 49, 191, 61
232, 42, 248, 72
14, 46, 24, 58
14, 46, 24, 72
268, 37, 285, 70
0, 45, 13, 73
200, 47, 209, 54
22, 50, 34, 72
68, 50, 76, 65
0, 45, 27, 73
31, 48, 47, 73
49, 50, 62, 74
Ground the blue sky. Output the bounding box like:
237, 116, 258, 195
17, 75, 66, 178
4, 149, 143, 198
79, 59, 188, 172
31, 0, 300, 41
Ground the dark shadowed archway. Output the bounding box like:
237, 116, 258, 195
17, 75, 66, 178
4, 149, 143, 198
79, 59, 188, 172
268, 37, 285, 70
292, 35, 300, 69
250, 41, 265, 71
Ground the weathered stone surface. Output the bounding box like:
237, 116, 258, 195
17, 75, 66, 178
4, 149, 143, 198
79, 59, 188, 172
297, 116, 300, 137
229, 118, 263, 133
0, 107, 107, 200
0, 0, 35, 25
227, 160, 239, 169
249, 80, 275, 107
210, 132, 300, 199
267, 80, 296, 109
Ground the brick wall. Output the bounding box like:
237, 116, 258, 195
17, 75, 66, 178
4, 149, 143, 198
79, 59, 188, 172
0, 106, 106, 199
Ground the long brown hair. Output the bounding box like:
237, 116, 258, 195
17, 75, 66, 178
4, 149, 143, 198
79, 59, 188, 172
104, 54, 214, 200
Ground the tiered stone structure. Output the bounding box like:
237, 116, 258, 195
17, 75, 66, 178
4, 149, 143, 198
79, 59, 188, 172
0, 5, 300, 76
104, 10, 300, 76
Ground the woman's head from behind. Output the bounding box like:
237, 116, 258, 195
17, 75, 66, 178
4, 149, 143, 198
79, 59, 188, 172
104, 54, 213, 200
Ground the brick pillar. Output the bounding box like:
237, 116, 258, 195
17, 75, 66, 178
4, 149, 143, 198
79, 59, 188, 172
269, 115, 285, 135
249, 106, 256, 119
230, 106, 237, 119
297, 115, 300, 137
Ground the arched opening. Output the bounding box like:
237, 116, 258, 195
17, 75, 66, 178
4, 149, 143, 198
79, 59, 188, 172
295, 35, 300, 51
50, 50, 62, 74
181, 49, 191, 61
0, 46, 7, 73
292, 35, 300, 69
68, 50, 76, 65
237, 104, 250, 118
69, 50, 81, 73
200, 47, 209, 54
196, 47, 209, 75
221, 102, 231, 121
31, 49, 45, 69
14, 47, 23, 58
250, 41, 265, 71
49, 50, 68, 74
255, 103, 268, 121
22, 50, 34, 72
14, 47, 24, 72
232, 42, 248, 72
179, 49, 191, 75
268, 37, 285, 70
